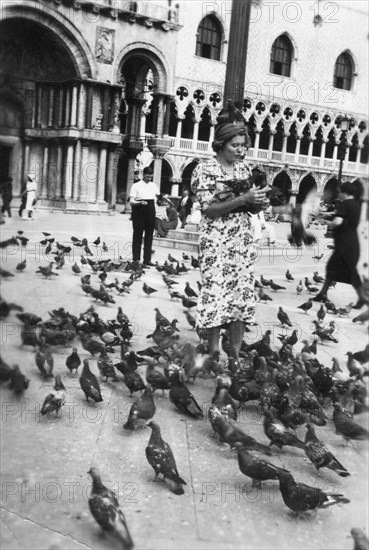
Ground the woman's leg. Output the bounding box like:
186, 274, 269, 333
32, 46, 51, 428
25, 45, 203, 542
312, 277, 332, 301
206, 326, 221, 356
228, 321, 245, 359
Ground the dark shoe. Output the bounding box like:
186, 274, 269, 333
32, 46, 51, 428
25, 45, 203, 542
144, 262, 155, 267
352, 300, 365, 309
312, 294, 327, 302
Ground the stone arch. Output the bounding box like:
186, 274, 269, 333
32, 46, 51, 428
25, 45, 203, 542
272, 170, 292, 206
296, 173, 318, 204
115, 43, 171, 94
1, 2, 95, 79
181, 159, 200, 193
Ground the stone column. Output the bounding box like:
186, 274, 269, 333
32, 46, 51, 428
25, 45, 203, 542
72, 140, 82, 200
65, 87, 71, 128
70, 84, 78, 128
106, 146, 119, 206
97, 145, 107, 202
55, 140, 63, 199
192, 120, 199, 151
332, 143, 338, 162
307, 139, 314, 165
319, 139, 327, 168
156, 94, 165, 138
48, 88, 54, 128
294, 136, 301, 163
23, 140, 31, 177
58, 88, 64, 128
36, 87, 42, 128
78, 83, 87, 129
267, 131, 275, 160
163, 95, 174, 136
79, 140, 90, 201
175, 117, 183, 147
281, 134, 288, 162
208, 125, 215, 152
355, 145, 362, 171
40, 142, 49, 198
253, 131, 260, 158
64, 141, 75, 199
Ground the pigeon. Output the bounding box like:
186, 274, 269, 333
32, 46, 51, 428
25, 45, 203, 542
123, 385, 156, 430
145, 421, 186, 495
184, 310, 196, 329
184, 282, 198, 298
0, 357, 13, 383
182, 252, 190, 261
263, 409, 305, 450
182, 296, 197, 309
79, 359, 103, 402
41, 375, 67, 417
93, 237, 101, 246
66, 347, 81, 375
169, 370, 203, 418
35, 346, 53, 379
276, 470, 350, 514
313, 271, 325, 284
115, 361, 145, 396
191, 256, 199, 269
168, 288, 183, 301
285, 270, 294, 281
0, 267, 14, 278
143, 282, 158, 297
235, 444, 289, 489
209, 406, 272, 455
258, 288, 272, 303
211, 387, 238, 421
304, 424, 350, 477
17, 312, 42, 326
288, 190, 319, 247
88, 467, 134, 550
297, 298, 313, 314
296, 280, 303, 294
35, 262, 59, 278
16, 260, 27, 272
352, 308, 369, 324
72, 262, 81, 275
333, 403, 369, 442
97, 351, 118, 382
317, 304, 326, 322
350, 528, 369, 550
269, 280, 286, 292
78, 332, 107, 356
346, 352, 369, 380
145, 363, 171, 394
8, 365, 30, 394
337, 303, 353, 317
277, 307, 292, 327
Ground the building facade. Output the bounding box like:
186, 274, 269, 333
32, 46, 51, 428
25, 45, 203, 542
0, 0, 368, 213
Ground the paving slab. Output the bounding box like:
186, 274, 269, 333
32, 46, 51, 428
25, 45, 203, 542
0, 211, 368, 550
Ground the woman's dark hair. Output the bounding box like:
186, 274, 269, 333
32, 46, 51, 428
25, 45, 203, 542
339, 180, 363, 202
212, 129, 251, 153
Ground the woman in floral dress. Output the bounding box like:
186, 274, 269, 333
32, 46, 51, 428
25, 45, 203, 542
191, 102, 268, 359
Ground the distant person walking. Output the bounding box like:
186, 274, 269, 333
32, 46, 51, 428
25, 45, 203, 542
177, 189, 193, 229
22, 174, 37, 220
314, 181, 367, 308
0, 177, 13, 218
129, 166, 159, 266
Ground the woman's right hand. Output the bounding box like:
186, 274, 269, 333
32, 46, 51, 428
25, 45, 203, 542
238, 186, 267, 206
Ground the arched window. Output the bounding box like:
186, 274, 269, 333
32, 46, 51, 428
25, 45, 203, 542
196, 16, 222, 61
270, 35, 293, 77
333, 52, 353, 90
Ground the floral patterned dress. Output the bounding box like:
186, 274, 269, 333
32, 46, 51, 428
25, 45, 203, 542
191, 158, 257, 329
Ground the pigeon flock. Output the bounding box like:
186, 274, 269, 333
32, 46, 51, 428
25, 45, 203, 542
0, 226, 369, 550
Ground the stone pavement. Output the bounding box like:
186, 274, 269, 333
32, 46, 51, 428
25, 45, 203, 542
0, 210, 368, 550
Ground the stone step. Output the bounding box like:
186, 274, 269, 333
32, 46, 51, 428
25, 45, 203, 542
152, 236, 199, 252
166, 229, 199, 242
184, 222, 199, 232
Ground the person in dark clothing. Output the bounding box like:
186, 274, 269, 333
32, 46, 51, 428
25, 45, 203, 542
155, 196, 179, 237
129, 167, 160, 266
1, 177, 13, 217
177, 189, 193, 228
314, 180, 366, 308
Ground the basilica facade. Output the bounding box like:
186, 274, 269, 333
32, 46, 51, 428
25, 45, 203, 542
0, 0, 368, 214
